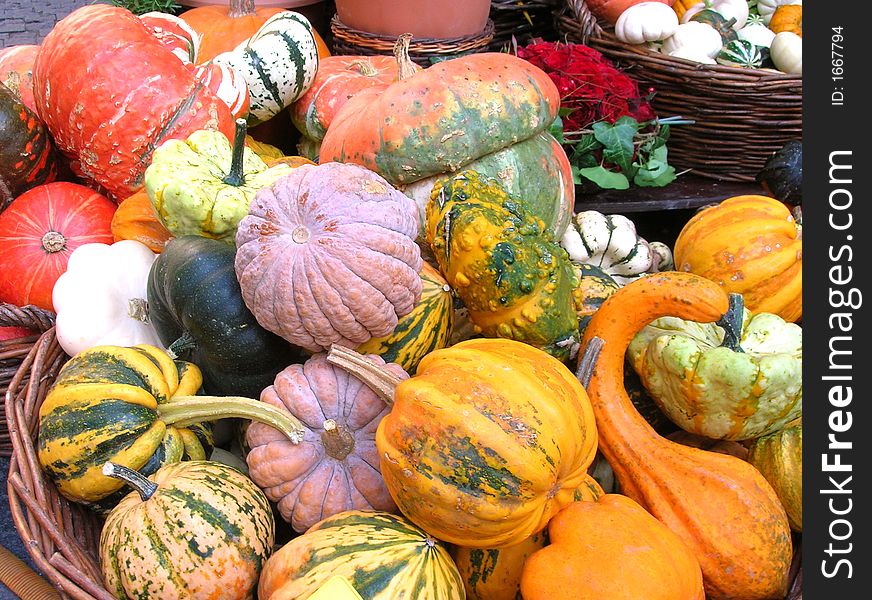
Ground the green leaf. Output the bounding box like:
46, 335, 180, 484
592, 118, 640, 174
634, 165, 677, 187
571, 133, 602, 158
570, 164, 583, 185
579, 166, 630, 190
549, 116, 565, 144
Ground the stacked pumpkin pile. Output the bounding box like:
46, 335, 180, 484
1, 2, 801, 599
602, 0, 802, 73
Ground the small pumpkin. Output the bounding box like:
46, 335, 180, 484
146, 118, 294, 243
100, 460, 273, 600
674, 195, 802, 322
110, 189, 174, 253
748, 423, 802, 531
213, 11, 320, 126
768, 4, 802, 36
662, 21, 724, 58
520, 495, 705, 600
234, 162, 423, 354
560, 210, 667, 285
572, 263, 620, 337
756, 140, 802, 207
769, 30, 802, 74
716, 39, 763, 68
194, 61, 251, 119
0, 82, 58, 211
246, 353, 405, 532
425, 171, 579, 361
579, 272, 793, 599
37, 343, 306, 507
357, 262, 455, 374
52, 240, 162, 357
628, 293, 802, 440
325, 339, 599, 549
147, 235, 306, 398
259, 510, 464, 599
757, 0, 802, 25
615, 2, 680, 44
0, 182, 116, 311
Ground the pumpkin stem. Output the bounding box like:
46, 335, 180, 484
716, 293, 745, 353
393, 33, 417, 81
41, 231, 66, 254
575, 336, 604, 389
160, 396, 306, 444
222, 118, 248, 187
167, 331, 197, 359
128, 298, 150, 323
321, 419, 355, 460
347, 59, 379, 77
325, 344, 401, 405
102, 462, 158, 501
228, 0, 256, 19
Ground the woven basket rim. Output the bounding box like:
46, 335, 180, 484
560, 0, 802, 84
331, 15, 495, 52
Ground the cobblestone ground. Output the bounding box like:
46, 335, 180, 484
1, 0, 106, 47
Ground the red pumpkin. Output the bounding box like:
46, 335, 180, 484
0, 182, 116, 311
0, 45, 39, 113
32, 4, 236, 201
139, 11, 201, 64
587, 0, 675, 24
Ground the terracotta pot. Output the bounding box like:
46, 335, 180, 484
335, 0, 491, 38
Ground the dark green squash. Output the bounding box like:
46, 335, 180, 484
147, 235, 307, 398
0, 82, 58, 212
756, 140, 802, 207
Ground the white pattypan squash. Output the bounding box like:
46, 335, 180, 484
52, 240, 162, 356
662, 21, 724, 58
615, 2, 680, 44
770, 31, 802, 74
737, 22, 776, 48
682, 0, 750, 30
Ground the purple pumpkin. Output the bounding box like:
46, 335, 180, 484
235, 161, 423, 353
245, 352, 405, 532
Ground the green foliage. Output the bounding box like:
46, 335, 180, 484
553, 116, 677, 191
110, 0, 182, 16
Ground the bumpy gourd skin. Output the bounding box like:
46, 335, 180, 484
145, 128, 292, 243
425, 171, 579, 361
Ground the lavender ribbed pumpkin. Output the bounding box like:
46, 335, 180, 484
246, 352, 405, 532
235, 162, 422, 353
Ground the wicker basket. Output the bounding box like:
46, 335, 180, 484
556, 0, 802, 182
8, 328, 805, 600
331, 16, 495, 66
488, 0, 562, 52
1, 304, 56, 457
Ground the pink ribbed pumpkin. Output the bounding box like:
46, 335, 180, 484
235, 161, 423, 353
245, 352, 405, 532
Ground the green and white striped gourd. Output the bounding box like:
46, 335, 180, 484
717, 40, 764, 68
213, 11, 319, 126
560, 210, 672, 285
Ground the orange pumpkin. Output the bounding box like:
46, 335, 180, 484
769, 5, 802, 37
520, 495, 705, 600
326, 339, 599, 549
180, 0, 330, 64
111, 190, 173, 253
588, 0, 675, 24
579, 272, 792, 599
674, 195, 802, 322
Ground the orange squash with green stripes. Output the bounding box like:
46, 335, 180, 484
258, 510, 464, 599
326, 339, 599, 549
674, 195, 802, 322
357, 262, 454, 373
100, 460, 274, 599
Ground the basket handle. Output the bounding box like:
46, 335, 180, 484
565, 0, 605, 44
0, 304, 56, 332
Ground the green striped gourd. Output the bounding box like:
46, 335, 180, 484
213, 11, 319, 126
572, 262, 620, 337
717, 40, 764, 68
258, 510, 465, 599
356, 262, 454, 373
37, 344, 306, 508
100, 460, 273, 599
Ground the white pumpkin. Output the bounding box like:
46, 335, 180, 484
770, 31, 802, 74
615, 2, 680, 44
213, 11, 320, 126
52, 240, 162, 357
662, 21, 724, 58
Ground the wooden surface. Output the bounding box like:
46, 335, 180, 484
573, 175, 766, 213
